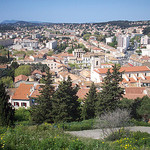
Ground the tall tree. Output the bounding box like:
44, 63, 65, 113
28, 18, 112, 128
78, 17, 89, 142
96, 64, 124, 116
52, 76, 80, 123
30, 71, 54, 124
0, 82, 14, 126
137, 96, 150, 122
82, 82, 98, 120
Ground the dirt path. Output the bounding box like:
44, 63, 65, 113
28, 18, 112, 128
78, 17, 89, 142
67, 126, 150, 139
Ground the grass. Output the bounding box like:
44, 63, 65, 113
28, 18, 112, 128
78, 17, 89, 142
58, 119, 95, 131
0, 123, 150, 150
130, 119, 150, 127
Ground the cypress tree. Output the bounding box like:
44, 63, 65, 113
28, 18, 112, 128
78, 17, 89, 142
30, 71, 54, 124
52, 76, 80, 123
96, 64, 124, 116
0, 82, 14, 126
82, 82, 97, 120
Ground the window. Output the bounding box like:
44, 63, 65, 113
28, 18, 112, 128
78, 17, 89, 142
137, 73, 139, 77
96, 61, 98, 66
129, 74, 131, 77
14, 102, 19, 106
21, 102, 27, 107
145, 73, 147, 76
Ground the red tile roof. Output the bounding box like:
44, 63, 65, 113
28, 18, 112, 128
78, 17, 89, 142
15, 75, 28, 83
95, 66, 150, 74
32, 70, 46, 76
30, 85, 42, 98
123, 87, 146, 100
12, 83, 33, 100
77, 88, 89, 99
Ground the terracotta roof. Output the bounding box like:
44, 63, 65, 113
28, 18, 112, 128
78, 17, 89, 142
95, 66, 150, 74
15, 75, 28, 83
125, 87, 146, 94
32, 70, 46, 76
123, 94, 146, 100
123, 87, 147, 100
12, 83, 33, 100
77, 88, 89, 99
30, 85, 41, 98
47, 56, 55, 60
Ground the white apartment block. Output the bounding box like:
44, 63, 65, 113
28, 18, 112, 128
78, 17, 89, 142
46, 40, 57, 49
117, 34, 130, 53
141, 35, 150, 45
106, 37, 114, 44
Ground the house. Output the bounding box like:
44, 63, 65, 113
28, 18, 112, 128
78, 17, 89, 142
42, 56, 63, 73
80, 69, 91, 81
11, 83, 34, 108
11, 83, 43, 109
123, 87, 147, 99
14, 75, 28, 87
77, 88, 89, 100
91, 66, 150, 87
31, 70, 46, 80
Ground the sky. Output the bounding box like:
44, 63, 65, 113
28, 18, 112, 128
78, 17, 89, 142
0, 0, 150, 23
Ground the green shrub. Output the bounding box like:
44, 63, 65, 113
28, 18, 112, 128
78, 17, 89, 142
130, 119, 150, 127
108, 130, 150, 150
15, 108, 31, 122
105, 128, 131, 141
59, 119, 95, 131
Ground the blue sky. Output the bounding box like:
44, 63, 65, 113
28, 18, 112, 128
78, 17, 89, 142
0, 0, 150, 23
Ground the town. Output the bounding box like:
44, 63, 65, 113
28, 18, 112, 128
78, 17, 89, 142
0, 20, 150, 108
0, 19, 150, 149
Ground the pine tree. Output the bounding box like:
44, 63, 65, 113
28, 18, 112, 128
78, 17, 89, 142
0, 82, 14, 126
96, 64, 124, 116
52, 76, 80, 123
82, 82, 98, 120
30, 71, 54, 124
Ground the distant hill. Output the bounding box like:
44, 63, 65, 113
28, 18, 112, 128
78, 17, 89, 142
1, 20, 43, 24
1, 20, 20, 24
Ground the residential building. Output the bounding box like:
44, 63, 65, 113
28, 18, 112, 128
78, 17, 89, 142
117, 34, 130, 53
91, 66, 150, 87
46, 40, 57, 49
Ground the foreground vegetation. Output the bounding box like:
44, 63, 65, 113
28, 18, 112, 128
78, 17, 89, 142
0, 123, 150, 150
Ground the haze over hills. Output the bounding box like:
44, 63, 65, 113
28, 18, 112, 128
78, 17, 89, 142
1, 20, 44, 24
1, 19, 150, 25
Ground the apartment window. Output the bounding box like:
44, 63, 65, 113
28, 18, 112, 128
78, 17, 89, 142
51, 67, 53, 69
96, 61, 98, 66
137, 73, 139, 77
145, 73, 147, 76
129, 74, 131, 77
21, 102, 27, 107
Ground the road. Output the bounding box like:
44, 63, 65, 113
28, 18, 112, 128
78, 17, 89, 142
67, 126, 150, 139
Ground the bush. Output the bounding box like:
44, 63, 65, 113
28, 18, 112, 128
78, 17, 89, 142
59, 119, 95, 131
95, 108, 131, 138
130, 119, 150, 127
15, 108, 30, 122
105, 128, 131, 141
107, 130, 150, 150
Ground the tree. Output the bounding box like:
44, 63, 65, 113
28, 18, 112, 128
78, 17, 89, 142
137, 96, 150, 122
96, 64, 124, 116
0, 76, 13, 88
52, 76, 80, 123
30, 71, 54, 124
0, 82, 14, 126
14, 65, 31, 77
82, 82, 98, 120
